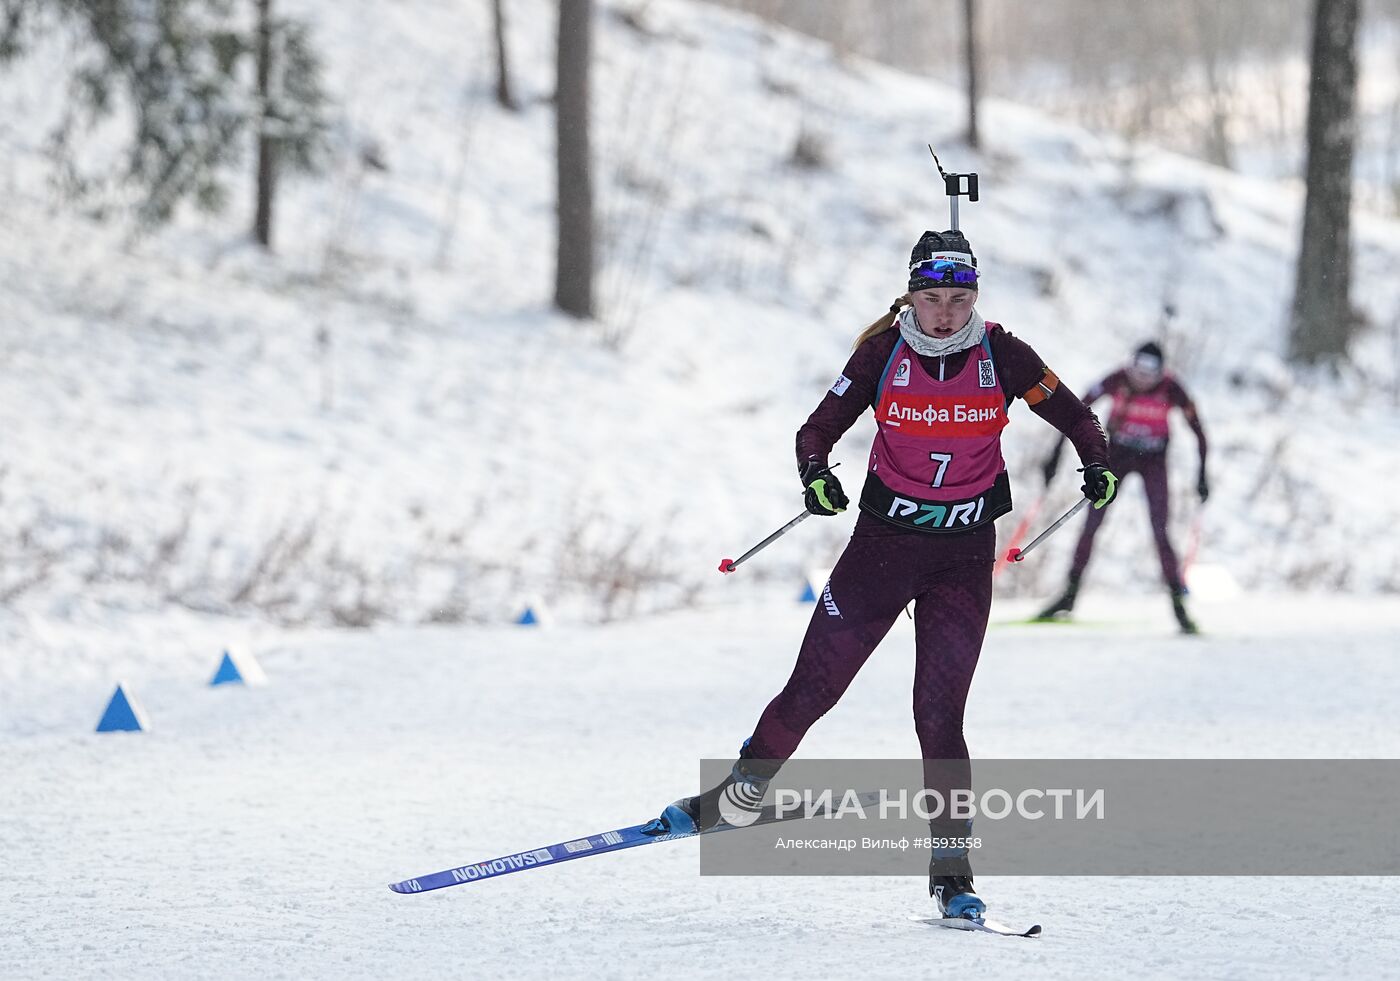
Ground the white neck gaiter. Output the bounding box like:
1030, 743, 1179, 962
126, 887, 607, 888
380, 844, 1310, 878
897, 305, 986, 357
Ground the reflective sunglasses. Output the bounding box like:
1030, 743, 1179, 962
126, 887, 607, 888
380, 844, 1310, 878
910, 258, 978, 285
1132, 353, 1163, 376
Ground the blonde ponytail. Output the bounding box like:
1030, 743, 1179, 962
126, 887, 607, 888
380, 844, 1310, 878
853, 295, 909, 351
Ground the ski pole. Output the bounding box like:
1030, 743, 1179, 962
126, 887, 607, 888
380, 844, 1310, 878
1004, 498, 1089, 564
993, 491, 1045, 579
1181, 504, 1205, 582
719, 464, 843, 575
718, 510, 811, 575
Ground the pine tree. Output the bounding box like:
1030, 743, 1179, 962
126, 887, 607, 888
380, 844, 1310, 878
0, 0, 328, 228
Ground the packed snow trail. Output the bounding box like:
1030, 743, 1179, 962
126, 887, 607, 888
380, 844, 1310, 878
3, 593, 1400, 979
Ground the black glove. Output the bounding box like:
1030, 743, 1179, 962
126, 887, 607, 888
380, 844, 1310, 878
1197, 470, 1210, 502
1080, 463, 1118, 510
800, 460, 848, 516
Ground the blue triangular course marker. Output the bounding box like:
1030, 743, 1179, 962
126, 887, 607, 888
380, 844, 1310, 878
798, 581, 817, 603
96, 684, 147, 733
516, 607, 539, 626
210, 651, 244, 686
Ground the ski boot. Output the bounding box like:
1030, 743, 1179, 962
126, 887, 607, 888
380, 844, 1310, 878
930, 854, 986, 920
1171, 587, 1199, 635
645, 740, 782, 836
1034, 575, 1080, 622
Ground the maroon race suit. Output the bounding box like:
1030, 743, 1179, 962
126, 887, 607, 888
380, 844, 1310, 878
744, 323, 1108, 800
1063, 369, 1208, 592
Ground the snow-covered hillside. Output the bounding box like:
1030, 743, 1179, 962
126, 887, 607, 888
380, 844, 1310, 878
2, 0, 1399, 651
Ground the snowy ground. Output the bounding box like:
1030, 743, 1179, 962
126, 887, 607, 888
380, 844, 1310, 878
4, 589, 1399, 980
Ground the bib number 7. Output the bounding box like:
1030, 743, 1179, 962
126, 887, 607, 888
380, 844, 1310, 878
929, 452, 953, 488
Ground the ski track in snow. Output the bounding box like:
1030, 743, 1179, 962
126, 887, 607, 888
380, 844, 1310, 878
3, 593, 1399, 979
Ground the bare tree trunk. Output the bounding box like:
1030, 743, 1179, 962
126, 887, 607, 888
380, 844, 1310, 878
554, 0, 595, 319
1289, 0, 1359, 364
492, 0, 517, 111
1190, 0, 1235, 169
253, 0, 275, 249
963, 0, 980, 150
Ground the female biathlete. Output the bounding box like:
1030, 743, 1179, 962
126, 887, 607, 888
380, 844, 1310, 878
1035, 342, 1209, 633
648, 229, 1115, 921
